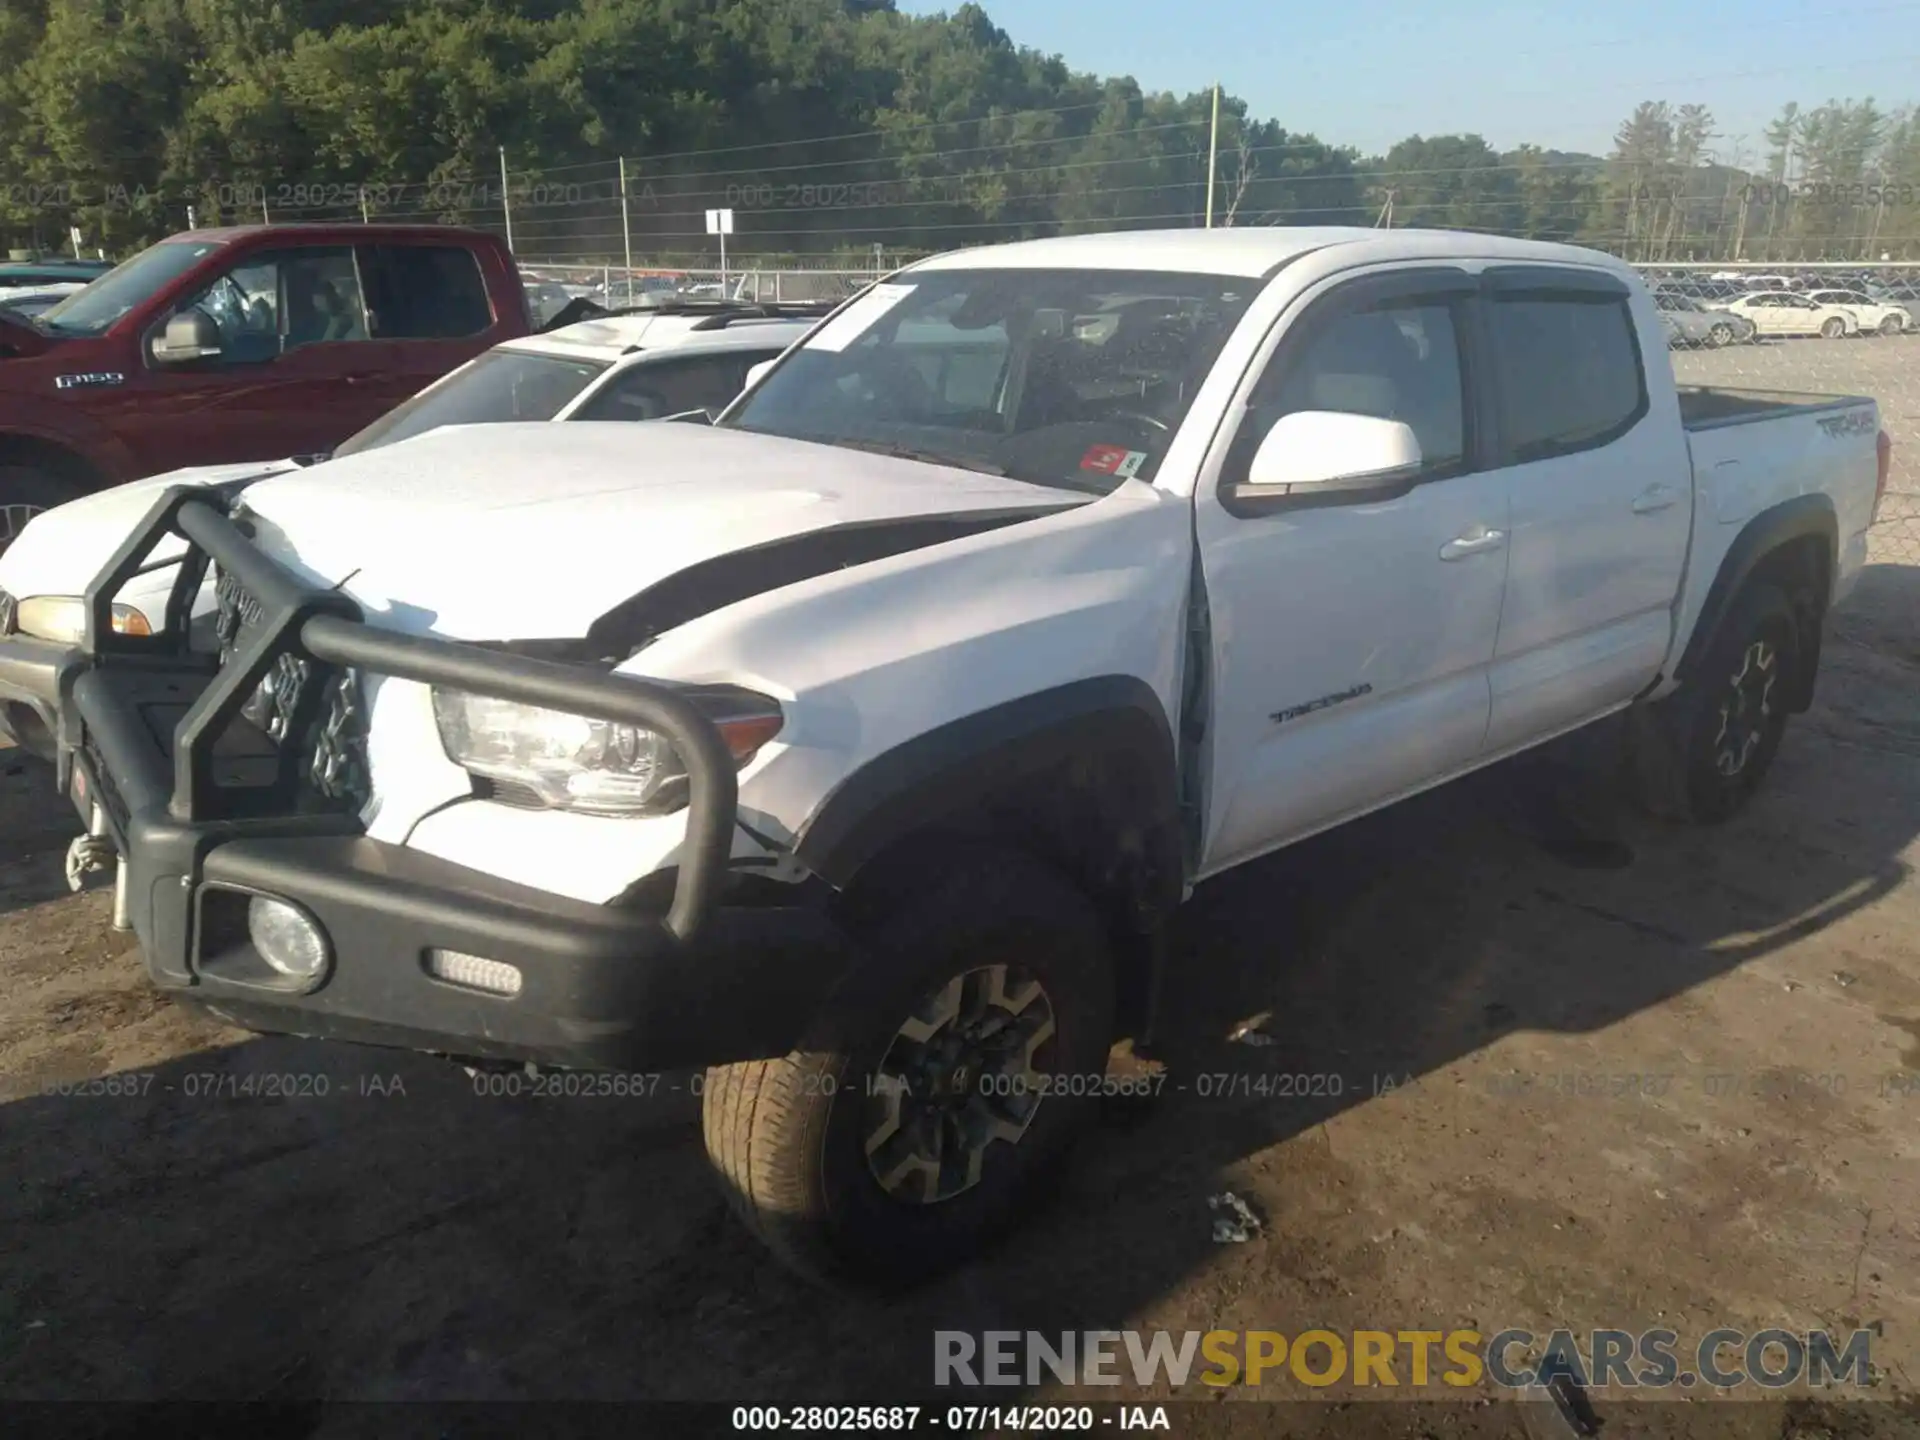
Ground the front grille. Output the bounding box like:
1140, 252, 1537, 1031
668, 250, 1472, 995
209, 564, 371, 814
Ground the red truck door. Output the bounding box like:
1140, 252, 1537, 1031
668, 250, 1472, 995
350, 242, 508, 415
111, 243, 397, 469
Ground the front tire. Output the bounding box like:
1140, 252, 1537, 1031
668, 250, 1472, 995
1821, 316, 1847, 339
1880, 314, 1904, 336
1708, 322, 1734, 348
702, 848, 1116, 1289
0, 465, 77, 557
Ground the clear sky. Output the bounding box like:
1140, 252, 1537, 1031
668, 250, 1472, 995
896, 0, 1920, 159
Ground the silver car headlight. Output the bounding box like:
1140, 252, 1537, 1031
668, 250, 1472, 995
431, 682, 783, 816
13, 595, 152, 643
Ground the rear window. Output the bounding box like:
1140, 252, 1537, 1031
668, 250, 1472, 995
1489, 295, 1647, 463
360, 244, 493, 339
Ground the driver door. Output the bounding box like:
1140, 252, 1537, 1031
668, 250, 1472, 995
1193, 269, 1510, 873
109, 245, 384, 475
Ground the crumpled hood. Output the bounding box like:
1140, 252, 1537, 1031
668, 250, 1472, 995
240, 422, 1079, 640
0, 457, 298, 601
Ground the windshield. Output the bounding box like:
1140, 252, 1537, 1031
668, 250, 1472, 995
36, 240, 224, 336
722, 267, 1255, 493
332, 347, 610, 458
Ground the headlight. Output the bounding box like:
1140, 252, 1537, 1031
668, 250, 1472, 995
14, 595, 152, 644
431, 683, 783, 817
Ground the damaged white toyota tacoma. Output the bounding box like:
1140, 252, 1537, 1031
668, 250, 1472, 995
20, 228, 1891, 1286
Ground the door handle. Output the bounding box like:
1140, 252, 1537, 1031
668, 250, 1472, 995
1632, 484, 1682, 514
1439, 527, 1506, 561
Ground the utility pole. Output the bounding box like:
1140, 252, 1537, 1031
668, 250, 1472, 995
499, 145, 515, 254
619, 157, 634, 304
261, 189, 270, 225
1205, 83, 1221, 228
359, 186, 370, 224
1376, 189, 1396, 228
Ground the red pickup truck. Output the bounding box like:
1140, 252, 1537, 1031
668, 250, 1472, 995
0, 224, 528, 550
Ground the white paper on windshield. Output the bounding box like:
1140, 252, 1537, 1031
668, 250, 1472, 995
806, 282, 917, 352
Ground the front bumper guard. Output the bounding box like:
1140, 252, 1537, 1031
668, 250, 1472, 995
52, 485, 824, 1070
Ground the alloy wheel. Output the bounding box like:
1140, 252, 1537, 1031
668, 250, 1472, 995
863, 963, 1058, 1204
1711, 639, 1779, 778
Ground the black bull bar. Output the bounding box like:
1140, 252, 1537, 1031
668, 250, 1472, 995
61, 484, 739, 944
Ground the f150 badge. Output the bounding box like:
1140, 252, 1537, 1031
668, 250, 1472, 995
55, 372, 126, 390
1272, 683, 1373, 725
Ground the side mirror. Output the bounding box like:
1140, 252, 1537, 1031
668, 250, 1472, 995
743, 358, 778, 391
150, 308, 222, 364
1244, 410, 1423, 498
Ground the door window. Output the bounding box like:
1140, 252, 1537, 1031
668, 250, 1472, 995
359, 244, 493, 338
1226, 300, 1468, 486
1488, 294, 1645, 462
163, 246, 369, 362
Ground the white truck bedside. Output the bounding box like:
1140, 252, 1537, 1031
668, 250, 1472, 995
37, 227, 1891, 1288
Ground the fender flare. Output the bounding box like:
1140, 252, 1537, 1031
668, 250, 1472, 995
1675, 493, 1836, 696
792, 675, 1181, 896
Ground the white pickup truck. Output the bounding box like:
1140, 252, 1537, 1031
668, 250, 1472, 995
19, 228, 1891, 1288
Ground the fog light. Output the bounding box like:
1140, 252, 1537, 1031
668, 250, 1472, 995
427, 949, 523, 997
247, 896, 330, 981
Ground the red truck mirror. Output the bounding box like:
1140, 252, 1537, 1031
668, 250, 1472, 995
150, 308, 223, 365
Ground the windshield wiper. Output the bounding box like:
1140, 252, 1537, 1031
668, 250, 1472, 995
827, 437, 1009, 476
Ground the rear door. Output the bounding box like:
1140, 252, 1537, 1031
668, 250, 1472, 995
351, 242, 500, 415
1195, 267, 1511, 871
1481, 268, 1693, 752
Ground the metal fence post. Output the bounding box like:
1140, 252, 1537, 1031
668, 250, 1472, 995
499, 146, 515, 253
619, 156, 634, 304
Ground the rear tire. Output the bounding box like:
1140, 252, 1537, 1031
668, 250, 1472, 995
1708, 322, 1734, 348
1639, 583, 1800, 825
702, 847, 1116, 1290
0, 465, 77, 556
1821, 317, 1847, 339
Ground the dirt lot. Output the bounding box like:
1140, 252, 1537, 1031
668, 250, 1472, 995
3, 350, 1920, 1435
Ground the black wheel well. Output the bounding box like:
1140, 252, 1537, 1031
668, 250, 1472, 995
1745, 533, 1830, 712
1678, 497, 1836, 715
828, 745, 1182, 1039
0, 433, 105, 492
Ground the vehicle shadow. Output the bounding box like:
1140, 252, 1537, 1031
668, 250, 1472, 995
3, 566, 1919, 1414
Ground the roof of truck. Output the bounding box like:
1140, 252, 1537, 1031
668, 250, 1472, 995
163, 223, 504, 246
908, 226, 1633, 279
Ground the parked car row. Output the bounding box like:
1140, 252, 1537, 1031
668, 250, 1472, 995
0, 223, 1891, 1290
1646, 267, 1920, 337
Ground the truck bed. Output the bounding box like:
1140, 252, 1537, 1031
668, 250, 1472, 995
1678, 385, 1874, 431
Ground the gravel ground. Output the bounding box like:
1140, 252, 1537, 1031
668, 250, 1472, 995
1, 348, 1918, 1435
